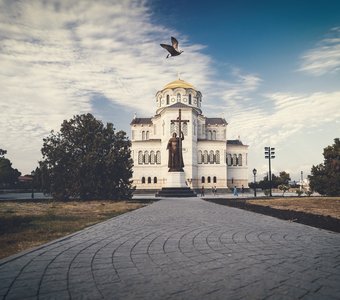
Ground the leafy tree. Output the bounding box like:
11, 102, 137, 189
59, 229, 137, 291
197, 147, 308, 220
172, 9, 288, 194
257, 175, 272, 190
40, 113, 134, 200
277, 171, 291, 186
257, 171, 291, 189
33, 165, 50, 194
309, 138, 340, 196
0, 149, 7, 157
0, 148, 21, 188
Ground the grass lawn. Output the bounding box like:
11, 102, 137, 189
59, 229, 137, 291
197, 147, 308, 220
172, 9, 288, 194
0, 200, 145, 260
247, 197, 340, 219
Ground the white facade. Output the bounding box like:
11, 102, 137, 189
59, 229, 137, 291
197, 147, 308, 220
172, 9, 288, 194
130, 79, 249, 191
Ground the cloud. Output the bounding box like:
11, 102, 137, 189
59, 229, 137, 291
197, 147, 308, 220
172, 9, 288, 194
0, 0, 219, 173
298, 27, 340, 75
1, 0, 339, 180
224, 89, 340, 179
227, 90, 340, 145
1, 0, 264, 174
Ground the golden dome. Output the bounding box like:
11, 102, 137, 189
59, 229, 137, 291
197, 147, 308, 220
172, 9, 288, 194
163, 79, 195, 90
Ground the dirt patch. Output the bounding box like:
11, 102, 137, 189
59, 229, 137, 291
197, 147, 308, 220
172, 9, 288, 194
0, 200, 146, 259
205, 197, 340, 233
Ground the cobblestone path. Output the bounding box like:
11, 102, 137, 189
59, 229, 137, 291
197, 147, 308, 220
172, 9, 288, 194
1, 197, 340, 299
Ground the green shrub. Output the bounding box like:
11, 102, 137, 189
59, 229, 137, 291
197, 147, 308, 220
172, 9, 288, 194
296, 190, 304, 197
263, 189, 271, 197
278, 184, 290, 196
305, 190, 313, 197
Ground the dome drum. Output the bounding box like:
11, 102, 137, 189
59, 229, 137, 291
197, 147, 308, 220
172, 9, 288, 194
155, 79, 202, 110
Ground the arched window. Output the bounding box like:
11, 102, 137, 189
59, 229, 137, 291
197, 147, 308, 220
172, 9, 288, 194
156, 151, 161, 164
150, 151, 155, 164
177, 93, 181, 102
233, 154, 238, 166
144, 151, 149, 164
166, 95, 170, 105
146, 131, 149, 140
238, 154, 242, 166
197, 150, 202, 164
147, 177, 151, 184
213, 176, 217, 183
142, 177, 146, 184
227, 154, 232, 166
207, 176, 211, 183
209, 150, 214, 164
215, 151, 220, 164
208, 130, 212, 140
153, 177, 157, 184
189, 94, 192, 105
138, 151, 143, 164
203, 151, 208, 164
212, 130, 216, 140
201, 176, 205, 183
142, 131, 145, 140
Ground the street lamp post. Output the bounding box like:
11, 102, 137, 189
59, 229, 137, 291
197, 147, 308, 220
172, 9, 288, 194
264, 147, 275, 197
252, 168, 257, 197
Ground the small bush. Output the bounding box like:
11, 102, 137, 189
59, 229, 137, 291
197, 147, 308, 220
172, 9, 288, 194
263, 189, 271, 197
278, 184, 290, 196
305, 190, 313, 197
296, 190, 304, 197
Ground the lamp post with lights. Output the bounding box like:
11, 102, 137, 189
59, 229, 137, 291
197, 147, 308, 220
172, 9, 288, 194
252, 168, 257, 197
264, 147, 275, 197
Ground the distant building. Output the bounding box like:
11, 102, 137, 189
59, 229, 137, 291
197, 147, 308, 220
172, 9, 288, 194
18, 175, 33, 183
130, 79, 249, 191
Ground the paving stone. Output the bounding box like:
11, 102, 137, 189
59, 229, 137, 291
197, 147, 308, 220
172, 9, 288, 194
0, 197, 339, 299
39, 279, 68, 294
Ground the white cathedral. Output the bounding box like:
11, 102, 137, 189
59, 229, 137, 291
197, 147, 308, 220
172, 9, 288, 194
130, 78, 249, 192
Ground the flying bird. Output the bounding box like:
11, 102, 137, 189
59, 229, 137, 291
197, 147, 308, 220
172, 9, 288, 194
160, 37, 183, 58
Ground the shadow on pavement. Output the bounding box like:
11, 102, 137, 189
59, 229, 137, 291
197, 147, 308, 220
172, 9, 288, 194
204, 198, 340, 233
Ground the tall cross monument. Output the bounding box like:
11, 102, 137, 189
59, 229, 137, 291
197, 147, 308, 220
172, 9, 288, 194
168, 109, 189, 172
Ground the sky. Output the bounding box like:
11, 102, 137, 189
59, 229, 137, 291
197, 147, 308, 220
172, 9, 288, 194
0, 0, 339, 182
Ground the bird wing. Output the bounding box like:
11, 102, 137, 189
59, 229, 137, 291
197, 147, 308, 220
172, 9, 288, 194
171, 37, 179, 50
160, 43, 177, 55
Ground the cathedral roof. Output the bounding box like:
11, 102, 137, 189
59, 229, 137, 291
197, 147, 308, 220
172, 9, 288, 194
227, 140, 244, 145
168, 102, 191, 109
130, 117, 152, 125
164, 102, 202, 114
206, 118, 227, 125
163, 79, 195, 90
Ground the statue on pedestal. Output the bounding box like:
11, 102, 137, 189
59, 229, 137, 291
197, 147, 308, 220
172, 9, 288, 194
167, 109, 188, 172
167, 132, 184, 172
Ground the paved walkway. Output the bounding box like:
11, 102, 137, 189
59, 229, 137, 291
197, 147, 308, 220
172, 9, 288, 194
1, 197, 340, 299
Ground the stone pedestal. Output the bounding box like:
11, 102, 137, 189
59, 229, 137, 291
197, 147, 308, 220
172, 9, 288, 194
165, 172, 187, 188
156, 171, 197, 197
